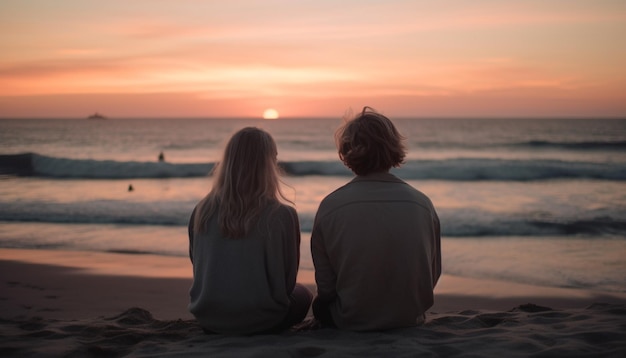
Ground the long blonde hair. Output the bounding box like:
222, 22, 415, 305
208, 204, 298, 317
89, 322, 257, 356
194, 127, 291, 238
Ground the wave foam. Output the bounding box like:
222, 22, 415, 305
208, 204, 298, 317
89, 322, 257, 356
1, 153, 624, 181
1, 200, 624, 237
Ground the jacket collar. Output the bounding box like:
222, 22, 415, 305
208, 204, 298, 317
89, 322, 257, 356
350, 171, 403, 184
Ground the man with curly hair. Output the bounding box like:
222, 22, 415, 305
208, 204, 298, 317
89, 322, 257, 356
311, 107, 441, 331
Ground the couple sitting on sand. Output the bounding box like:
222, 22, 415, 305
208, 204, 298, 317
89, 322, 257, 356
187, 107, 442, 335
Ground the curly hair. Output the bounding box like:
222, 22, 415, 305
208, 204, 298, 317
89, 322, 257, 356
335, 107, 406, 176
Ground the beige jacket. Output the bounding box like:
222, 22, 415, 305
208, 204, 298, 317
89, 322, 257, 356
311, 172, 441, 331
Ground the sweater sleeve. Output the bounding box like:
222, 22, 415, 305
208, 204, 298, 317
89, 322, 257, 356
188, 207, 196, 264
431, 209, 442, 287
283, 206, 300, 294
311, 214, 337, 301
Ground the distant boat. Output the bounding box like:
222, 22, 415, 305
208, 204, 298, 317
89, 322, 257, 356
87, 112, 107, 120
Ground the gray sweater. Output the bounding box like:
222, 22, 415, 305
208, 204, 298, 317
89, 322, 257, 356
188, 203, 300, 334
311, 172, 441, 331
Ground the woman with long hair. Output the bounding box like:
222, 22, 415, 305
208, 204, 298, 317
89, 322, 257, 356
188, 127, 312, 334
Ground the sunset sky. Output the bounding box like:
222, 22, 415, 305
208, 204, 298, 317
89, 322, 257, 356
1, 0, 625, 118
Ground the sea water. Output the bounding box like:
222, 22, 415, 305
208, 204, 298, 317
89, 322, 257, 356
1, 117, 625, 292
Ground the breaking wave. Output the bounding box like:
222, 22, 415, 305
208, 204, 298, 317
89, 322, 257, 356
1, 153, 624, 181
0, 200, 624, 237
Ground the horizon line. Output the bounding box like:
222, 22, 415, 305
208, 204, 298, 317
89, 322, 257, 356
1, 115, 625, 120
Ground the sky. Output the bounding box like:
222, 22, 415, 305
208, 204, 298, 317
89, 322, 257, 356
1, 0, 625, 118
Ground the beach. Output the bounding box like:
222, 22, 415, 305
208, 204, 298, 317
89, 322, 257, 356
1, 248, 625, 357
1, 118, 625, 356
3, 0, 626, 355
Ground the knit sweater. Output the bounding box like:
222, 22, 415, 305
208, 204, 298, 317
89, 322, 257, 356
188, 203, 300, 334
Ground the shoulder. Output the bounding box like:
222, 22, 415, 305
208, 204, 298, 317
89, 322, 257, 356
389, 179, 437, 213
316, 183, 349, 214
263, 204, 300, 240
404, 184, 436, 209
267, 203, 298, 223
320, 180, 354, 203
277, 203, 297, 216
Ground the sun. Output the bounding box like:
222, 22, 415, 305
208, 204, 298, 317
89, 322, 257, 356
262, 108, 279, 120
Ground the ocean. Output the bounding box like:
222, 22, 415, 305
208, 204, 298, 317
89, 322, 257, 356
1, 117, 625, 293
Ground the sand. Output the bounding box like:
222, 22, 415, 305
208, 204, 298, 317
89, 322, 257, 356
1, 248, 625, 357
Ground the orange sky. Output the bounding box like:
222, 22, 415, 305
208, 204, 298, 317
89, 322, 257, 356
1, 0, 625, 118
